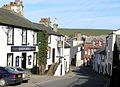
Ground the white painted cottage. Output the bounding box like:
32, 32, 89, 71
0, 8, 39, 69
34, 23, 66, 76
68, 38, 84, 67
64, 41, 71, 73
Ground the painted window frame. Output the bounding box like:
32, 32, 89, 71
22, 29, 27, 45
15, 56, 20, 66
33, 31, 37, 45
7, 53, 13, 66
33, 52, 37, 66
28, 55, 32, 65
7, 27, 14, 45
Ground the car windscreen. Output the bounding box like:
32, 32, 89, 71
17, 68, 25, 71
5, 67, 15, 73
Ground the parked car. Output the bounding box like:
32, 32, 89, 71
0, 66, 23, 86
0, 75, 6, 87
9, 67, 31, 82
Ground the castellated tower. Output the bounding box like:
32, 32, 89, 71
53, 18, 58, 32
2, 0, 24, 16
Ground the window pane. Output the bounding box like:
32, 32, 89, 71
7, 27, 13, 44
16, 56, 19, 66
22, 29, 27, 44
7, 53, 13, 66
33, 52, 37, 66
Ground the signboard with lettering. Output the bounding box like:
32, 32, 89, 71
11, 46, 36, 52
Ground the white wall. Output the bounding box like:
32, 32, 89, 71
47, 35, 58, 67
0, 25, 38, 69
0, 26, 8, 66
54, 57, 65, 76
76, 51, 83, 67
64, 48, 70, 72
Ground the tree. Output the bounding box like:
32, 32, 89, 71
37, 30, 48, 75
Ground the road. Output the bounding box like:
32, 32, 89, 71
33, 66, 108, 87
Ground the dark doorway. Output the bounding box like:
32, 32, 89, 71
22, 53, 26, 69
60, 64, 62, 76
52, 48, 55, 63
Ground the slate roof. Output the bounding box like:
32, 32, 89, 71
0, 8, 40, 30
34, 23, 64, 36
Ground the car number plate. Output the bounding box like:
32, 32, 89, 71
18, 75, 21, 77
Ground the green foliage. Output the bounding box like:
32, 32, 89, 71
37, 30, 48, 66
58, 28, 113, 36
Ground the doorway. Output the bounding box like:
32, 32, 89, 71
52, 48, 55, 63
22, 53, 26, 69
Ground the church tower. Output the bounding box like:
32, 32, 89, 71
53, 18, 58, 32
2, 0, 24, 16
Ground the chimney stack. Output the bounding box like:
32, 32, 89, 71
39, 17, 51, 27
53, 18, 58, 32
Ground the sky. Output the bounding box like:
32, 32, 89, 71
0, 0, 120, 29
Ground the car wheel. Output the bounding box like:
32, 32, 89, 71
0, 78, 6, 87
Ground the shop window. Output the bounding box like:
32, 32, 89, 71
22, 29, 27, 45
16, 56, 19, 66
7, 27, 14, 45
7, 53, 13, 66
28, 55, 32, 65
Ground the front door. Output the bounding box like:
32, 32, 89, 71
52, 48, 55, 63
22, 53, 26, 69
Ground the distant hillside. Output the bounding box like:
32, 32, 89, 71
58, 28, 113, 36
